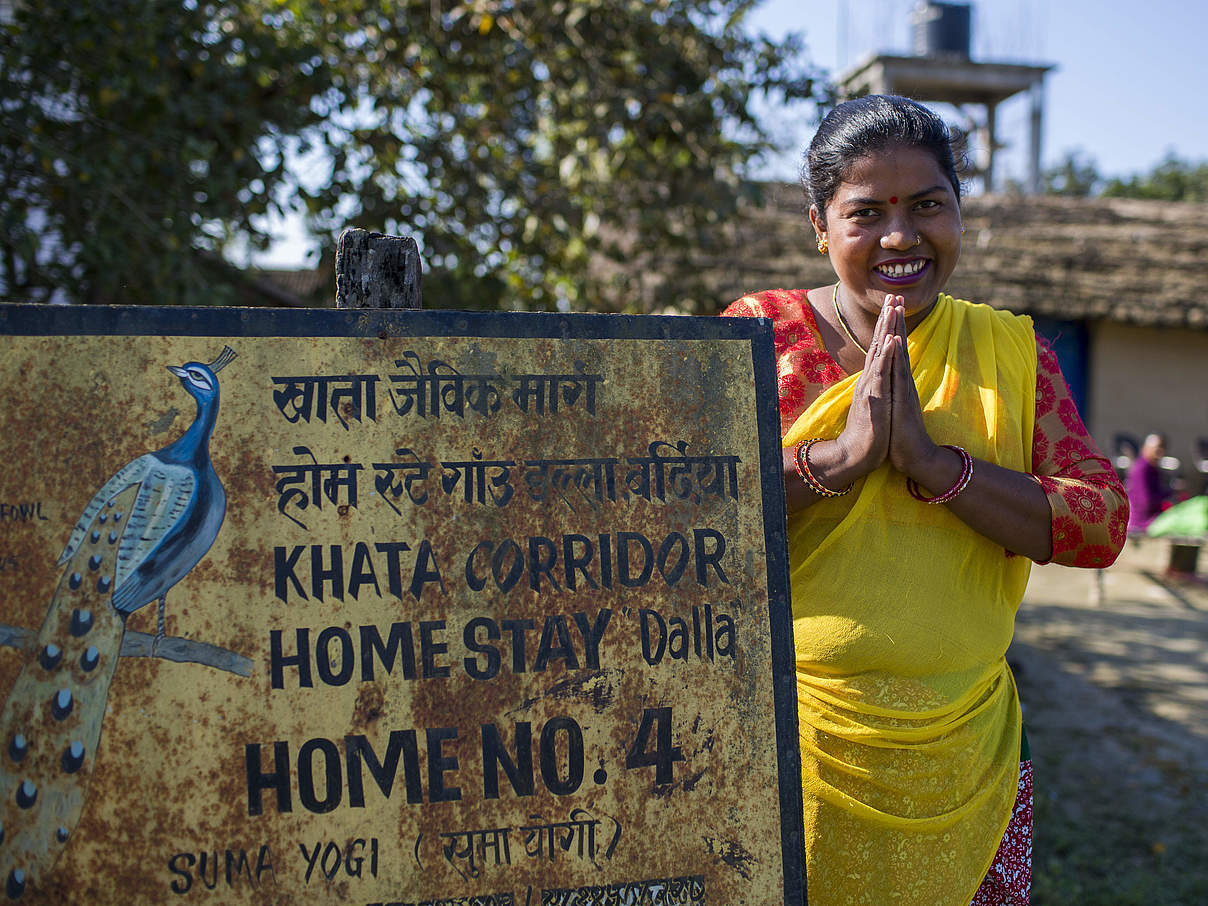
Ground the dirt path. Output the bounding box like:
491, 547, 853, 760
1010, 539, 1208, 904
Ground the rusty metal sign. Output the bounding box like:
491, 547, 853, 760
0, 305, 802, 905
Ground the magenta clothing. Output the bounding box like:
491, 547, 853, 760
1126, 456, 1166, 532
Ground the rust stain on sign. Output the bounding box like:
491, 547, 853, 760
0, 310, 800, 905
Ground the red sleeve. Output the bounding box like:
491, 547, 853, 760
722, 289, 844, 435
1031, 337, 1129, 568
720, 294, 770, 320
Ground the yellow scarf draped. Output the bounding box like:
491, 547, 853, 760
782, 294, 1037, 906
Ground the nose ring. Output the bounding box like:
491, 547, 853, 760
881, 232, 924, 249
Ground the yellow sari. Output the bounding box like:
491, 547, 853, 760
782, 294, 1037, 905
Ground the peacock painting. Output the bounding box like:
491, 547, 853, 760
0, 346, 236, 899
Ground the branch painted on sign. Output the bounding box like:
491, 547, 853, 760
0, 624, 252, 677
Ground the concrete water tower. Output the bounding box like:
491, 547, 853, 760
837, 1, 1054, 194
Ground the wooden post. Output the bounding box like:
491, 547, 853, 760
1028, 80, 1045, 196
982, 102, 996, 195
335, 228, 422, 309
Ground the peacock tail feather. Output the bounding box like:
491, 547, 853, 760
0, 483, 141, 897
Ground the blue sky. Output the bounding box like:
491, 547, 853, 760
257, 0, 1207, 267
748, 0, 1208, 182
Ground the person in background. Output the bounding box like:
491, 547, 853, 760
1126, 433, 1171, 532
722, 95, 1127, 906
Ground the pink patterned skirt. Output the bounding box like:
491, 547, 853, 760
970, 758, 1034, 906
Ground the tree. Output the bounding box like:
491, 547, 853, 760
0, 1, 336, 305
1101, 151, 1208, 203
1042, 149, 1101, 198
0, 0, 821, 310
1041, 148, 1208, 204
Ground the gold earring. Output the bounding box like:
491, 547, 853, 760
817, 235, 828, 255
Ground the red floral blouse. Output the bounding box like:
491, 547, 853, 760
723, 289, 1128, 568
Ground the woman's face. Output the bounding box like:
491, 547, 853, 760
812, 144, 962, 324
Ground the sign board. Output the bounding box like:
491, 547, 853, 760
0, 305, 803, 905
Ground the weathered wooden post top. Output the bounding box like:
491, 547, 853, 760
334, 228, 423, 311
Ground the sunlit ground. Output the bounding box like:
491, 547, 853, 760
1013, 539, 1208, 904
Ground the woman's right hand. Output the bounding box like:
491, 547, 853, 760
786, 294, 895, 511
834, 293, 896, 475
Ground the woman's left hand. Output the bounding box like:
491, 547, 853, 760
881, 295, 1056, 561
884, 297, 941, 477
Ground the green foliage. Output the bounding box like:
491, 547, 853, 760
1043, 147, 1208, 204
1102, 151, 1208, 203
0, 0, 336, 304
1042, 149, 1102, 198
0, 0, 821, 310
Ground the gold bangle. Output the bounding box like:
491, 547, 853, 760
794, 438, 853, 498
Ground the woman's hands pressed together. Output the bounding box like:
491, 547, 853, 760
786, 294, 936, 509
785, 293, 1054, 560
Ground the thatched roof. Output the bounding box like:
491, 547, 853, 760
245, 264, 332, 307
251, 189, 1208, 327
713, 184, 1208, 330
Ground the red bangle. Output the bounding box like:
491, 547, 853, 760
794, 438, 853, 498
906, 444, 974, 504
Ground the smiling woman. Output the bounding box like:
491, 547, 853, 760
818, 147, 962, 331
806, 98, 966, 359
722, 95, 1128, 906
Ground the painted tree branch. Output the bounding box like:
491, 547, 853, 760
0, 624, 252, 677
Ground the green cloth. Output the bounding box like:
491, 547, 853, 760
1146, 496, 1208, 539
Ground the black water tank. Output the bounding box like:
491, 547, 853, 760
912, 2, 972, 57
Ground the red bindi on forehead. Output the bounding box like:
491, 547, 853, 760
889, 196, 898, 204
